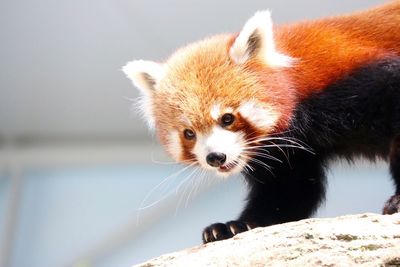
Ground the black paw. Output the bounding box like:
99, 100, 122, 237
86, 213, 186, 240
383, 195, 400, 214
202, 221, 250, 243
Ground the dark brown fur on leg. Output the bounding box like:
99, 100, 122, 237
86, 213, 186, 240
383, 136, 400, 214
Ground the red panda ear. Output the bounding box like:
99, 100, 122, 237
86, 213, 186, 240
122, 60, 165, 130
229, 10, 293, 67
122, 60, 165, 94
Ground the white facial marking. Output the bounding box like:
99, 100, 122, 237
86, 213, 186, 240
179, 115, 192, 126
210, 104, 221, 120
239, 101, 279, 130
224, 107, 234, 114
193, 126, 245, 176
166, 131, 181, 161
211, 104, 235, 122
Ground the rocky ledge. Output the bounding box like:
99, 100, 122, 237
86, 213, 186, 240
135, 213, 400, 267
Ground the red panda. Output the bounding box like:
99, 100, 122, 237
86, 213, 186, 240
123, 1, 400, 243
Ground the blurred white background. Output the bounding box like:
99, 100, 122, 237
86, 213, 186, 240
0, 0, 392, 267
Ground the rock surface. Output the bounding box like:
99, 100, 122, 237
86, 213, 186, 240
134, 213, 400, 267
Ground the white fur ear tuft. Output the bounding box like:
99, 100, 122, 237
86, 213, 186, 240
122, 60, 165, 131
122, 60, 165, 94
229, 10, 293, 67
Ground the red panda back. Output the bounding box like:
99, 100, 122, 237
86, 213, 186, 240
274, 1, 400, 98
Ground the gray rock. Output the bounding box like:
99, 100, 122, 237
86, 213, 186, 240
134, 213, 400, 267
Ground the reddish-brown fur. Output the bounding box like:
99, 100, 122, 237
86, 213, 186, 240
150, 1, 400, 161
275, 1, 400, 98
153, 35, 293, 160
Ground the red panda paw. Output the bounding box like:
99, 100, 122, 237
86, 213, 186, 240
382, 195, 400, 215
202, 221, 250, 244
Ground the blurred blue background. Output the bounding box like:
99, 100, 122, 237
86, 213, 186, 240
0, 0, 392, 266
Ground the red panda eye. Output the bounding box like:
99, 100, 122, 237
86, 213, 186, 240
183, 129, 196, 140
221, 113, 235, 127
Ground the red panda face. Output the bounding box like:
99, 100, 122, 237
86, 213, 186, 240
123, 11, 296, 176
189, 105, 280, 176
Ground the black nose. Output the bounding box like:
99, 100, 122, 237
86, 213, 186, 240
206, 152, 226, 167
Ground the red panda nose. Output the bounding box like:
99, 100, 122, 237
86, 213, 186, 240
206, 152, 227, 167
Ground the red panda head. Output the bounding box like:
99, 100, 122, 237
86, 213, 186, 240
123, 11, 296, 176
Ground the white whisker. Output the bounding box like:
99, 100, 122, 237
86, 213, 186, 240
175, 166, 200, 215
243, 151, 283, 163
137, 162, 196, 213
246, 144, 314, 154
184, 167, 203, 208
237, 158, 254, 174
151, 152, 194, 165
243, 155, 275, 178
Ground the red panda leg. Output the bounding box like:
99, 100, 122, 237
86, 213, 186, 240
202, 151, 326, 243
238, 155, 326, 226
383, 136, 400, 214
